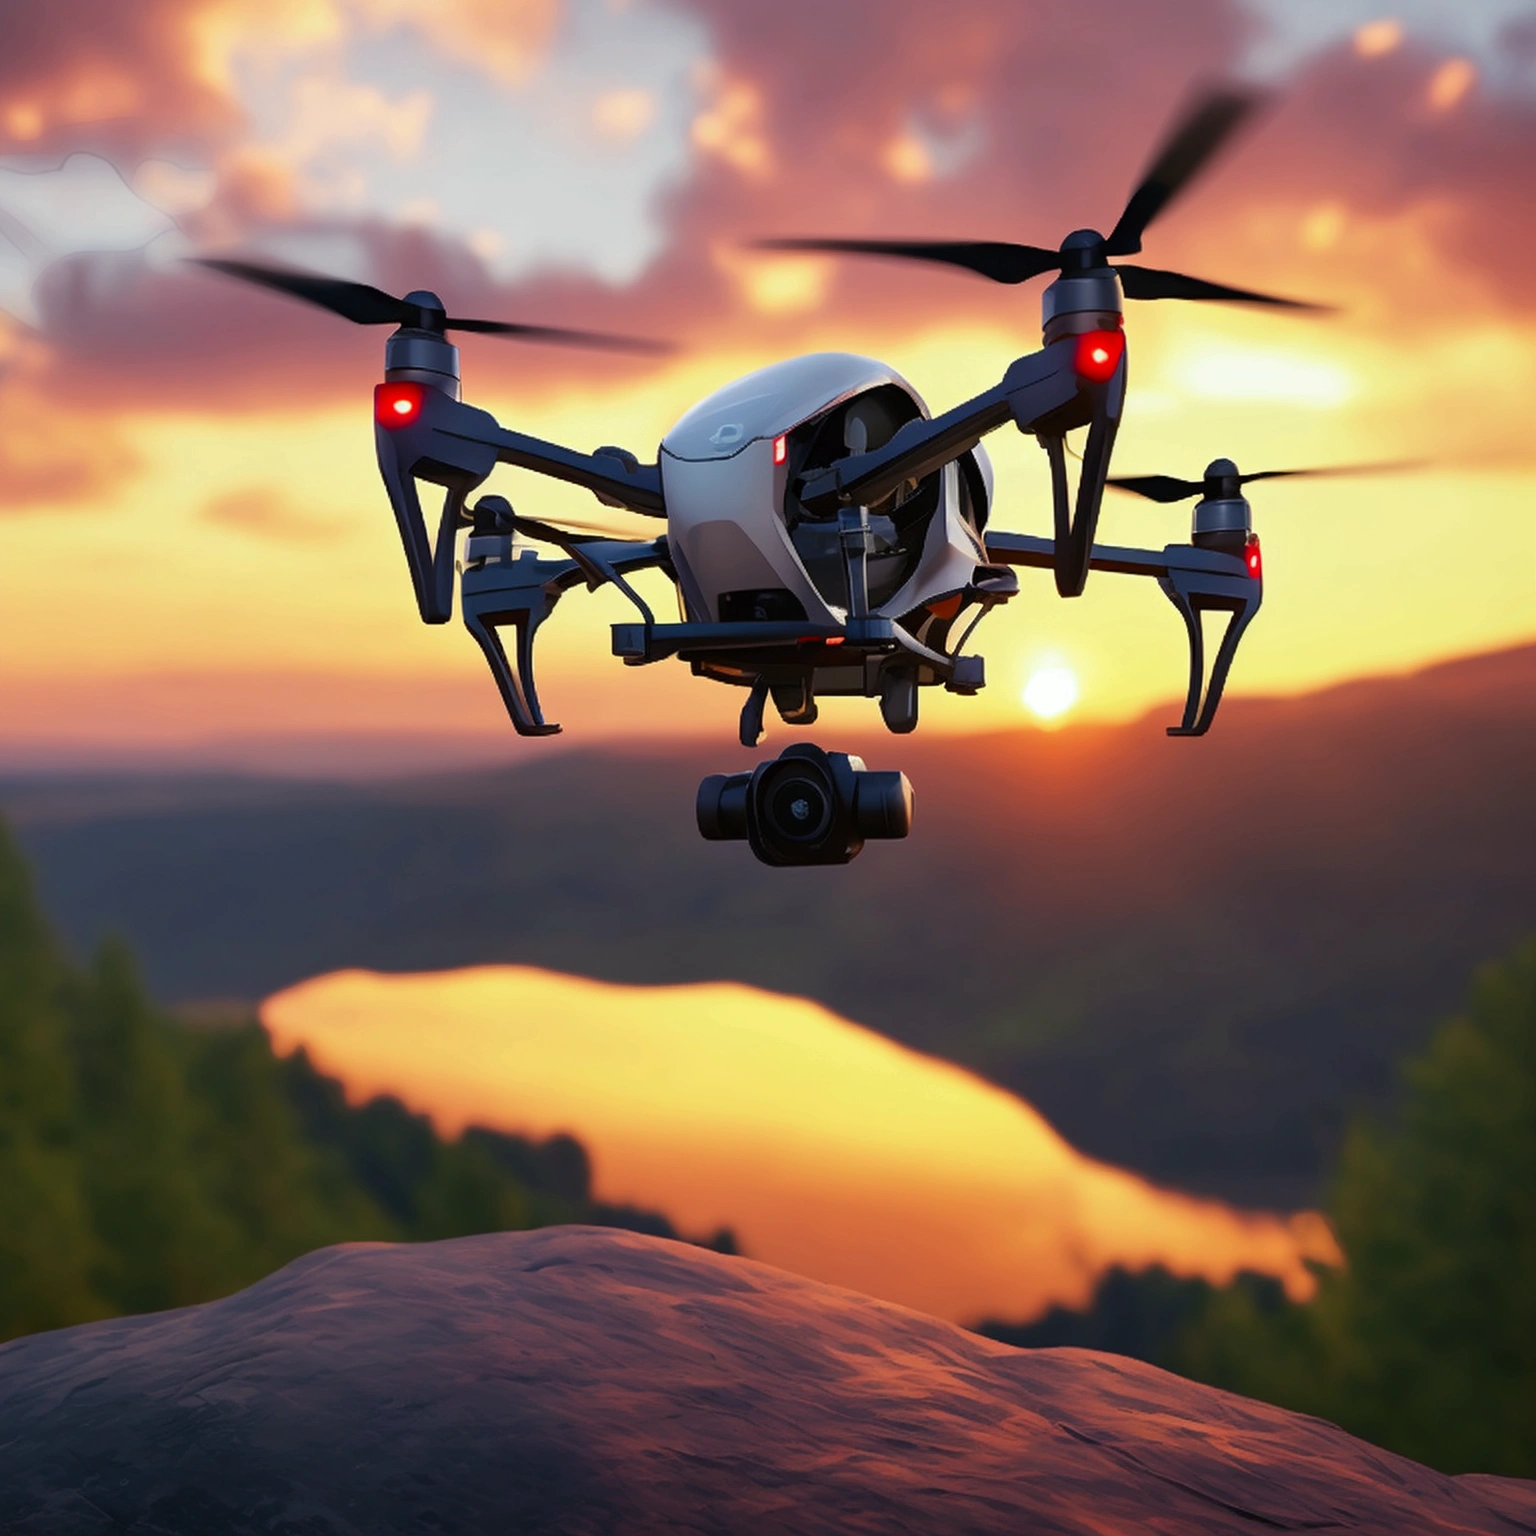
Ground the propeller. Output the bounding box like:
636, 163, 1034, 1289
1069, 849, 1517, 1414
1107, 458, 1423, 503
192, 258, 672, 354
753, 87, 1326, 312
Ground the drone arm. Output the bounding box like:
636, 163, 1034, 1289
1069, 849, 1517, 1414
460, 533, 669, 736
794, 339, 1084, 516
984, 531, 1262, 734
464, 423, 666, 515
376, 385, 665, 624
984, 531, 1184, 578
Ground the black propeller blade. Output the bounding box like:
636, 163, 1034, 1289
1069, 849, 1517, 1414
749, 237, 1061, 286
192, 258, 672, 355
1105, 473, 1212, 504
752, 86, 1323, 312
1114, 264, 1328, 311
1108, 461, 1423, 503
1103, 89, 1255, 257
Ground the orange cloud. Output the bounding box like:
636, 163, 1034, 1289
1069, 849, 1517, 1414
351, 0, 560, 88
201, 484, 353, 542
690, 71, 773, 178
1427, 57, 1476, 113
0, 377, 137, 509
591, 87, 656, 143
0, 0, 239, 160
1353, 19, 1403, 59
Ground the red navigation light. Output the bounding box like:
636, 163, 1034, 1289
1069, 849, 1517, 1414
1073, 329, 1125, 383
773, 433, 788, 466
1245, 534, 1263, 580
375, 382, 425, 427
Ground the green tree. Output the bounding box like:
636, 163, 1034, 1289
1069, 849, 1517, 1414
1177, 939, 1536, 1476
180, 1022, 386, 1271
65, 939, 250, 1314
0, 832, 99, 1336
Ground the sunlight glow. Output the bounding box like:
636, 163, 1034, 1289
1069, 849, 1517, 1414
1175, 343, 1356, 408
1023, 664, 1079, 722
1354, 19, 1403, 57
262, 966, 1339, 1323
1428, 58, 1476, 112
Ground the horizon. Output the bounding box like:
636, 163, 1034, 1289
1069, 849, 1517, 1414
1, 634, 1529, 781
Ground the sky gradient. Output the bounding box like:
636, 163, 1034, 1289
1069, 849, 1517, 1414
0, 0, 1532, 768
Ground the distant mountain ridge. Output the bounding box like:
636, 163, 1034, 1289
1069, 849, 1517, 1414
5, 644, 1533, 1208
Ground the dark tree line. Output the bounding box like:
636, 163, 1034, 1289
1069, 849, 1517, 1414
0, 822, 728, 1344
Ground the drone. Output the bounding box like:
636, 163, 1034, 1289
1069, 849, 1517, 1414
198, 88, 1383, 867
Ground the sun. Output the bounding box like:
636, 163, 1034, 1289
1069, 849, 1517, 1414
1022, 663, 1079, 723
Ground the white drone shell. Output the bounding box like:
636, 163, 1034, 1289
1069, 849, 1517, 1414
659, 353, 986, 624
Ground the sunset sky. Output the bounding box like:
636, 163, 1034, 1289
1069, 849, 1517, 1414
0, 0, 1532, 769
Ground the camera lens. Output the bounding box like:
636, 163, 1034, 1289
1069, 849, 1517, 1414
766, 771, 832, 843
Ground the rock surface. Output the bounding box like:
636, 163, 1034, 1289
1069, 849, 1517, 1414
0, 1228, 1530, 1535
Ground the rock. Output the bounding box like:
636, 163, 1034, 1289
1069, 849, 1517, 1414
0, 1227, 1529, 1534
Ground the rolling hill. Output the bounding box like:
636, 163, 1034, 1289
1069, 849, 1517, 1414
4, 644, 1532, 1208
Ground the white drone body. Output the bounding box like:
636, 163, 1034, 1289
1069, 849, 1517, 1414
659, 353, 995, 709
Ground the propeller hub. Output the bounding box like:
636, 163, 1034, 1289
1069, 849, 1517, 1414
401, 289, 450, 338
1202, 458, 1243, 499
1058, 229, 1108, 273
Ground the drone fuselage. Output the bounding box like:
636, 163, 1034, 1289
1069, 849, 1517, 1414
656, 352, 997, 716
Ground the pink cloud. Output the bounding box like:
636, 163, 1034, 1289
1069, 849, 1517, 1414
1, 0, 1533, 425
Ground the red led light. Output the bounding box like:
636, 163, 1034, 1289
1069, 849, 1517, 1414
1073, 328, 1125, 383
773, 433, 788, 466
375, 382, 425, 427
1245, 535, 1263, 580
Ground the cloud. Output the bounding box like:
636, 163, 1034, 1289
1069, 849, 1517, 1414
347, 0, 561, 88
591, 87, 657, 143
0, 0, 239, 161
0, 0, 1533, 423
201, 483, 353, 542
0, 370, 137, 509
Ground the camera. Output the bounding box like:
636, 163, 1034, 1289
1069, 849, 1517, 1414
697, 743, 914, 866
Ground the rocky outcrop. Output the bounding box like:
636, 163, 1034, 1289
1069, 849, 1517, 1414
1, 1227, 1530, 1534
